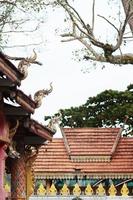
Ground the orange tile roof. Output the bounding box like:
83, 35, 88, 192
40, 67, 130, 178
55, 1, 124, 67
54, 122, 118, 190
34, 128, 133, 178
63, 128, 120, 156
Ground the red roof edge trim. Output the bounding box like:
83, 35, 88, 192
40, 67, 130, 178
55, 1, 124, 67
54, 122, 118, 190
15, 90, 36, 114
0, 52, 24, 85
0, 58, 21, 86
30, 124, 52, 141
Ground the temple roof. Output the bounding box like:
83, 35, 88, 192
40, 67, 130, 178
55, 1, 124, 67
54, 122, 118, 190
0, 51, 24, 85
34, 128, 133, 179
0, 52, 36, 113
0, 51, 55, 144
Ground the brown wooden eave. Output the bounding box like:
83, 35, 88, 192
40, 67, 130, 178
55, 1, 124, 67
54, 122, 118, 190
15, 90, 36, 114
0, 52, 24, 86
0, 81, 36, 114
25, 119, 55, 141
4, 103, 30, 118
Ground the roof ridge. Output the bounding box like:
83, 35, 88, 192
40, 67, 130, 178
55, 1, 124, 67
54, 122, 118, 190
111, 116, 129, 156
60, 127, 71, 156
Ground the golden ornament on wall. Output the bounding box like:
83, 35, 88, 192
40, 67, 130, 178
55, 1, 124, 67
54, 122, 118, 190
4, 183, 10, 193
108, 183, 117, 196
121, 183, 129, 196
37, 183, 46, 196
49, 183, 57, 196
73, 183, 81, 196
60, 183, 70, 196
96, 183, 106, 196
85, 183, 93, 196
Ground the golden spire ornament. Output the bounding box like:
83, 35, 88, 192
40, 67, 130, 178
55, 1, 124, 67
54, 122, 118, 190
49, 183, 57, 196
37, 183, 46, 196
96, 183, 106, 196
60, 183, 70, 196
73, 183, 81, 196
4, 183, 10, 193
121, 183, 129, 196
108, 183, 117, 196
85, 183, 93, 196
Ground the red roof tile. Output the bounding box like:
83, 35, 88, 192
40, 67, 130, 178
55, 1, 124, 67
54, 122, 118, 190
63, 128, 120, 156
34, 128, 133, 177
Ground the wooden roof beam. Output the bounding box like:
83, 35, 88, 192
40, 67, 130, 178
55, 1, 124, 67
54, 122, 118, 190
25, 119, 54, 141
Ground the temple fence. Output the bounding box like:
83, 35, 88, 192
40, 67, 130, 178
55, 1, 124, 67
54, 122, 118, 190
30, 196, 133, 200
33, 182, 131, 197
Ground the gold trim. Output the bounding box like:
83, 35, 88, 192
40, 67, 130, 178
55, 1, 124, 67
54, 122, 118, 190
35, 173, 133, 179
71, 155, 111, 162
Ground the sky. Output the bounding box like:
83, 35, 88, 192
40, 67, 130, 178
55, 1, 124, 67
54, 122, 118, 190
4, 0, 133, 130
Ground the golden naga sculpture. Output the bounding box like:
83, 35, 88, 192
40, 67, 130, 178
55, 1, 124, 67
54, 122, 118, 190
108, 183, 117, 196
96, 183, 106, 196
37, 183, 46, 196
73, 183, 81, 196
34, 82, 53, 108
85, 183, 93, 196
121, 183, 129, 196
18, 49, 37, 79
60, 183, 70, 196
49, 183, 57, 196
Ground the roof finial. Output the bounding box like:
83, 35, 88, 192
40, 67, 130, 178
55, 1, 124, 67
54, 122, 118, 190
18, 49, 37, 79
47, 111, 62, 132
34, 82, 53, 108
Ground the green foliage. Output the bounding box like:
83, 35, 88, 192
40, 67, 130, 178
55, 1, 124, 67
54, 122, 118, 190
56, 85, 133, 135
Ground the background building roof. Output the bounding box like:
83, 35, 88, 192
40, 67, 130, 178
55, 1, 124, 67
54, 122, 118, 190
34, 128, 133, 179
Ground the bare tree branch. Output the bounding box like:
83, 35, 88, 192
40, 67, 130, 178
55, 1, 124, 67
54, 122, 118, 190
112, 7, 133, 51
57, 0, 133, 65
1, 41, 43, 49
2, 23, 41, 34
97, 14, 119, 34
92, 0, 95, 31
0, 0, 16, 6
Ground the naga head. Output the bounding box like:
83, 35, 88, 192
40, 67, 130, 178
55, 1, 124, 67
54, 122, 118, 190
18, 49, 37, 79
34, 82, 53, 108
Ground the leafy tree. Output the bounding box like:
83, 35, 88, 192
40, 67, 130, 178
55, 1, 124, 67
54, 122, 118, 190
54, 84, 133, 135
52, 0, 133, 66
